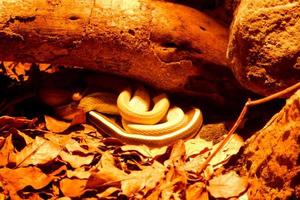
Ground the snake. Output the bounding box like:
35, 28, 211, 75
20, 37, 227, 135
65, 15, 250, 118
117, 87, 170, 125
41, 85, 203, 146
87, 86, 203, 146
88, 107, 203, 146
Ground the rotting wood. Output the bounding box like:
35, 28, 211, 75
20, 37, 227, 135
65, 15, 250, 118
0, 0, 248, 105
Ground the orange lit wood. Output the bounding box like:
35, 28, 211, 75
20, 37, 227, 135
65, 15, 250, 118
0, 0, 246, 104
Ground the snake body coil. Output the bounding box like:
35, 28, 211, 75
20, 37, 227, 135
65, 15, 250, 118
88, 86, 203, 146
41, 85, 204, 146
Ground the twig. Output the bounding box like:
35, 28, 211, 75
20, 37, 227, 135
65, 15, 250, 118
198, 99, 250, 173
199, 81, 300, 174
247, 82, 300, 107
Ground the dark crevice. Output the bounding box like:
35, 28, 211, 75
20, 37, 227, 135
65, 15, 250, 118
128, 29, 135, 36
160, 40, 203, 55
161, 42, 178, 49
14, 16, 36, 23
199, 26, 207, 31
69, 15, 80, 21
3, 16, 36, 29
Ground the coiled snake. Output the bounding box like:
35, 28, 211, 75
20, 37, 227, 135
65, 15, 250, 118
43, 85, 203, 146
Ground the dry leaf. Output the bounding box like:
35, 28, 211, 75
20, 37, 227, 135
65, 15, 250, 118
45, 115, 71, 133
0, 193, 6, 200
60, 178, 88, 197
38, 63, 51, 71
66, 168, 91, 179
0, 167, 54, 191
199, 191, 209, 200
157, 141, 188, 200
2, 62, 31, 81
121, 161, 165, 196
121, 144, 167, 158
207, 171, 248, 198
0, 116, 36, 131
185, 138, 213, 158
15, 136, 61, 167
65, 138, 91, 155
95, 151, 119, 170
87, 169, 123, 189
87, 152, 127, 189
96, 187, 119, 199
11, 129, 34, 145
45, 112, 85, 133
238, 192, 249, 200
186, 182, 206, 200
184, 154, 206, 173
0, 135, 16, 167
209, 134, 244, 168
165, 140, 186, 165
59, 151, 94, 168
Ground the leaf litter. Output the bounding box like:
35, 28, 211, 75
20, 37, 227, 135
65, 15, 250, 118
0, 114, 247, 199
0, 62, 251, 199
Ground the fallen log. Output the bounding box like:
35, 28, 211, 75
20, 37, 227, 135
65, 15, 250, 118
0, 0, 247, 105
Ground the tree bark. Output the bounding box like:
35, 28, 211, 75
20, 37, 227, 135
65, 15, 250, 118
232, 90, 300, 199
0, 0, 247, 105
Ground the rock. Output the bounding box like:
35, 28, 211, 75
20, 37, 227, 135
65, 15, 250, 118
232, 89, 300, 199
227, 0, 300, 96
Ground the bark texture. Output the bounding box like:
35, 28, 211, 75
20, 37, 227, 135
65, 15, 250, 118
0, 0, 246, 104
228, 0, 300, 96
234, 90, 300, 199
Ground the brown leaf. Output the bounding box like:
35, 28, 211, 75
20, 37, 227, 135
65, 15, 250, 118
64, 138, 91, 155
44, 115, 71, 133
87, 152, 127, 189
121, 144, 167, 158
186, 182, 206, 200
66, 168, 91, 179
185, 138, 212, 158
121, 161, 165, 196
96, 187, 119, 199
0, 167, 54, 191
45, 112, 85, 133
151, 141, 188, 200
45, 126, 103, 155
13, 129, 34, 145
207, 171, 248, 198
59, 151, 94, 168
2, 62, 31, 81
0, 135, 16, 167
15, 136, 61, 167
0, 116, 36, 131
86, 169, 123, 189
166, 140, 186, 165
95, 152, 120, 170
60, 178, 88, 197
160, 164, 187, 200
209, 134, 244, 168
184, 154, 206, 174
0, 193, 6, 200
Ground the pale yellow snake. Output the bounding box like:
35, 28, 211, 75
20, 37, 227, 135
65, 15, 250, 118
41, 85, 203, 146
86, 86, 203, 146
